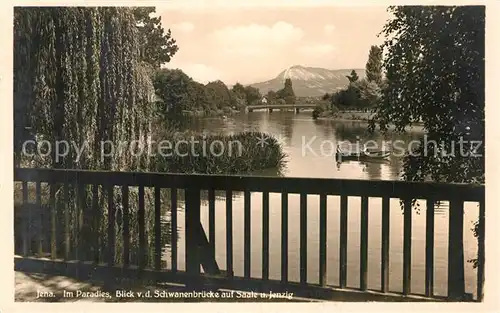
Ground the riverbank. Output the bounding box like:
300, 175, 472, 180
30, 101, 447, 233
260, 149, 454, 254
182, 108, 241, 117
314, 110, 425, 131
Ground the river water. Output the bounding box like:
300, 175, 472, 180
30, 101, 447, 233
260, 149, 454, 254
163, 111, 479, 298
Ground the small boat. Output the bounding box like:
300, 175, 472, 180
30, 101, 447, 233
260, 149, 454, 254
363, 149, 391, 159
336, 142, 364, 160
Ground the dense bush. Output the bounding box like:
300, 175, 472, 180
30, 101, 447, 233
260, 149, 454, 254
312, 106, 324, 119
312, 102, 338, 119
155, 131, 287, 175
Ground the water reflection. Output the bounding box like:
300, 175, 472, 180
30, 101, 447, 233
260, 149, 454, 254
174, 112, 423, 181
125, 112, 480, 297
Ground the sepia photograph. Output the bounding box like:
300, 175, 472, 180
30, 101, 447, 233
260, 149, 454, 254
12, 3, 486, 303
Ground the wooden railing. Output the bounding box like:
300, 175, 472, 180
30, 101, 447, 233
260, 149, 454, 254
13, 168, 485, 301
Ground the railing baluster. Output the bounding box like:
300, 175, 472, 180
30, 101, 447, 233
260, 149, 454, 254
76, 183, 85, 261
122, 185, 129, 266
477, 199, 485, 301
339, 195, 348, 288
300, 193, 307, 284
49, 184, 57, 259
36, 181, 42, 256
208, 189, 215, 257
262, 191, 269, 280
381, 197, 390, 293
138, 186, 145, 268
22, 181, 29, 256
319, 194, 327, 287
281, 192, 288, 283
425, 199, 435, 297
360, 196, 369, 291
226, 190, 233, 278
448, 199, 465, 300
91, 185, 100, 264
82, 184, 92, 260
64, 184, 70, 260
154, 187, 162, 270
171, 188, 178, 273
403, 199, 412, 295
244, 189, 251, 278
107, 185, 115, 266
185, 188, 201, 279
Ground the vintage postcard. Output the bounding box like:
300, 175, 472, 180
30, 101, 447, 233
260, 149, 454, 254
11, 2, 489, 306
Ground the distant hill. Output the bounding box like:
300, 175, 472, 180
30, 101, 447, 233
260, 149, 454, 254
248, 65, 366, 97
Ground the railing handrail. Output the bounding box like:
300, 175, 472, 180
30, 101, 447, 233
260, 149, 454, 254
14, 167, 484, 202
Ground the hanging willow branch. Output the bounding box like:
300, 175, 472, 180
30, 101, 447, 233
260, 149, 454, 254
14, 7, 154, 171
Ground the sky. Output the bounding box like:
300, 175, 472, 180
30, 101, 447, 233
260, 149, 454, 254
157, 5, 392, 85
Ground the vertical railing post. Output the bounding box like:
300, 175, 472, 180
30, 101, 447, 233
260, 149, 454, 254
381, 197, 390, 293
226, 190, 234, 278
107, 185, 115, 267
403, 199, 412, 296
299, 193, 307, 284
339, 195, 348, 288
171, 188, 178, 273
49, 184, 57, 259
21, 181, 29, 256
281, 192, 288, 284
262, 191, 270, 281
360, 196, 369, 291
154, 187, 162, 270
185, 188, 201, 284
425, 199, 435, 297
448, 199, 466, 300
319, 194, 327, 287
244, 190, 251, 278
477, 199, 485, 301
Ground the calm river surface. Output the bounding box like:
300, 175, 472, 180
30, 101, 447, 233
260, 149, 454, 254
163, 111, 479, 297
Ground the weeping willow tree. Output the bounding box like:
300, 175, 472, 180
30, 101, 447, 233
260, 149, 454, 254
13, 7, 176, 266
14, 7, 155, 171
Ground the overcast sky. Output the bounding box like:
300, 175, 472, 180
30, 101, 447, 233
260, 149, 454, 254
157, 5, 391, 85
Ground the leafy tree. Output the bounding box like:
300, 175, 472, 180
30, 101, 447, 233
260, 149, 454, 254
243, 86, 262, 105
153, 68, 241, 118
370, 6, 485, 292
322, 93, 332, 101
354, 79, 382, 108
365, 45, 383, 84
153, 69, 193, 117
277, 78, 296, 104
371, 5, 484, 185
228, 91, 245, 109
346, 70, 359, 83
229, 83, 247, 108
206, 80, 234, 109
266, 90, 277, 104
333, 84, 362, 108
229, 83, 262, 106
133, 7, 178, 68
231, 82, 246, 97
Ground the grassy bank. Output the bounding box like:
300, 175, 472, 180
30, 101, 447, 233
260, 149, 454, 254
181, 107, 242, 117
312, 104, 373, 121
312, 106, 424, 129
